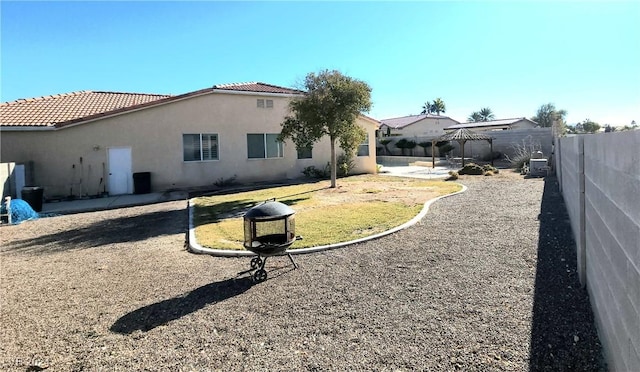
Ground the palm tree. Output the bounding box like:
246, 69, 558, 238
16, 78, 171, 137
431, 98, 446, 116
468, 112, 483, 122
478, 107, 495, 122
421, 102, 433, 115
468, 108, 495, 122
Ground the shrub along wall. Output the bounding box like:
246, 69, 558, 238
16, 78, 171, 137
377, 127, 553, 160
556, 130, 640, 371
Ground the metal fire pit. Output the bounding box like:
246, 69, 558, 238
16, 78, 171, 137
243, 199, 300, 283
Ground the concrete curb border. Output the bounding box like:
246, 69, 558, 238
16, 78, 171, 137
187, 183, 467, 257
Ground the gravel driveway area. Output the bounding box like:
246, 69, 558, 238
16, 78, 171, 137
0, 173, 605, 371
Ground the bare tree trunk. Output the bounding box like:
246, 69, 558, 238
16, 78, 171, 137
330, 138, 337, 188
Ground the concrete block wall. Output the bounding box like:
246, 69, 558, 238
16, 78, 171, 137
481, 127, 553, 159
559, 136, 587, 284
558, 130, 640, 371
376, 128, 553, 160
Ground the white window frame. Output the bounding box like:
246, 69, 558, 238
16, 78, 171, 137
183, 133, 219, 162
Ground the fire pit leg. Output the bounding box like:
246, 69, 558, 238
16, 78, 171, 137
251, 256, 269, 283
287, 253, 298, 269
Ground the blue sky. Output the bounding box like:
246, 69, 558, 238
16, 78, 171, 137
2, 1, 639, 126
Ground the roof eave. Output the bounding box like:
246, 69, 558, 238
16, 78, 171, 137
210, 88, 304, 98
0, 125, 56, 131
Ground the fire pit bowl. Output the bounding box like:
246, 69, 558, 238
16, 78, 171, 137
243, 199, 300, 282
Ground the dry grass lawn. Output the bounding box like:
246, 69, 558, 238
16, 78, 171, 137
193, 175, 462, 249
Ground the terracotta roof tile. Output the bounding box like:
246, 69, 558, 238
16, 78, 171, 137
1, 91, 171, 127
213, 82, 304, 95
1, 82, 303, 129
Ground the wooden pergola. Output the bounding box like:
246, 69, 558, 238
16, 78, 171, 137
431, 128, 494, 167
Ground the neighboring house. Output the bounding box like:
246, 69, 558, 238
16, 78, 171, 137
379, 114, 460, 137
0, 82, 379, 199
445, 117, 539, 132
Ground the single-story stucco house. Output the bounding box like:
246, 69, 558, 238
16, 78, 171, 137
378, 114, 460, 137
444, 117, 539, 132
0, 82, 379, 199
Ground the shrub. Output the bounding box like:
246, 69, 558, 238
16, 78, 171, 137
395, 139, 409, 156
445, 170, 459, 181
458, 163, 485, 175
506, 136, 542, 171
214, 175, 237, 187
337, 153, 355, 177
302, 165, 329, 179
482, 164, 499, 174
405, 140, 417, 156
418, 141, 432, 156
379, 139, 393, 155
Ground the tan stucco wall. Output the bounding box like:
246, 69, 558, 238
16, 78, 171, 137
0, 92, 377, 198
387, 117, 459, 137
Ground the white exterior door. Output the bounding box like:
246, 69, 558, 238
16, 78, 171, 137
108, 147, 132, 195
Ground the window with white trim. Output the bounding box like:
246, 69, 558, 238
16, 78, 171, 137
183, 134, 219, 161
247, 133, 283, 159
357, 133, 369, 156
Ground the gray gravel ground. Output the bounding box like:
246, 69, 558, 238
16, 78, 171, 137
0, 172, 605, 371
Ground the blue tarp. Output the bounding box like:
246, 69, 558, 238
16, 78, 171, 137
1, 199, 39, 224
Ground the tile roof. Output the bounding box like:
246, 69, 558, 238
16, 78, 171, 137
1, 82, 304, 128
445, 117, 538, 130
380, 114, 457, 129
1, 91, 172, 127
213, 82, 304, 95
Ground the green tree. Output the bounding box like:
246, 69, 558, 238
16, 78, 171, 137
405, 140, 417, 156
418, 141, 432, 156
581, 119, 601, 133
531, 103, 567, 129
379, 138, 393, 155
395, 138, 409, 156
280, 70, 372, 188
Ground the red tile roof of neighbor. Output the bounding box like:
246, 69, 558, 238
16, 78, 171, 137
1, 83, 304, 128
213, 82, 305, 95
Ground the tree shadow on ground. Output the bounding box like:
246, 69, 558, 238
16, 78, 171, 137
194, 196, 312, 224
2, 208, 187, 255
110, 277, 252, 334
529, 176, 606, 371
